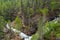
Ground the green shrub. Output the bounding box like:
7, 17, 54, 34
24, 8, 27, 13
14, 16, 22, 30
0, 16, 6, 39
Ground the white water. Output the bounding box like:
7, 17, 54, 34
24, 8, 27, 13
6, 23, 32, 40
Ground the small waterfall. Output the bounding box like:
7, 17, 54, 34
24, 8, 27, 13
6, 23, 32, 40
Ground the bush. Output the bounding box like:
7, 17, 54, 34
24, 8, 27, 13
0, 16, 6, 39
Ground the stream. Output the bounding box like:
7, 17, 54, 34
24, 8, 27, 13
6, 23, 32, 40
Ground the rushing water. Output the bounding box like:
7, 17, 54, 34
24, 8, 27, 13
6, 23, 32, 40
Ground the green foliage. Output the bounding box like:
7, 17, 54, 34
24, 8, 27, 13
29, 8, 33, 17
0, 16, 5, 38
0, 16, 6, 30
31, 33, 39, 40
0, 0, 60, 40
40, 8, 48, 15
14, 16, 22, 30
44, 19, 60, 39
0, 0, 20, 21
49, 0, 60, 10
